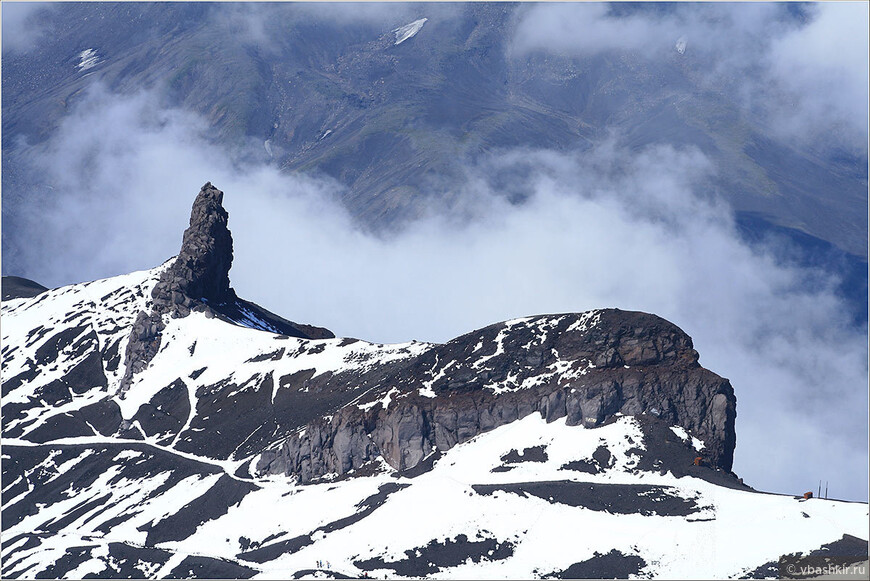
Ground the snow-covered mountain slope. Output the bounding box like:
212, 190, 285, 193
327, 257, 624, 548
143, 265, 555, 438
2, 264, 171, 443
3, 414, 867, 579
1, 259, 428, 460
2, 183, 867, 579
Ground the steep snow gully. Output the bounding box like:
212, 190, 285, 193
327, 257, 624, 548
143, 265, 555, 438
2, 183, 867, 579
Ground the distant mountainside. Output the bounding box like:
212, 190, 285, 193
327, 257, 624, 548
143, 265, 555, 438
3, 2, 867, 262
1, 276, 48, 301
2, 183, 866, 579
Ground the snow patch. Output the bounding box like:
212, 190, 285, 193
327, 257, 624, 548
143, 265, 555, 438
77, 48, 101, 71
675, 36, 688, 55
566, 310, 602, 334
359, 386, 403, 412
393, 18, 428, 45
671, 426, 706, 452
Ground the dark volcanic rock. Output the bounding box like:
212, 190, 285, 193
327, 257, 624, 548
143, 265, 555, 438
139, 475, 259, 545
237, 483, 408, 564
32, 544, 96, 579
2, 276, 48, 301
743, 534, 869, 579
501, 445, 549, 464
165, 555, 258, 579
354, 533, 515, 576
23, 412, 94, 444
545, 549, 647, 579
472, 480, 704, 516
159, 182, 236, 307
97, 542, 174, 578
214, 297, 335, 340
78, 400, 123, 436
132, 379, 191, 443
257, 309, 738, 482
627, 414, 750, 491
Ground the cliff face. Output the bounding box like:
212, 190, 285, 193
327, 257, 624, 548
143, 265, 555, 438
257, 309, 736, 481
154, 182, 237, 313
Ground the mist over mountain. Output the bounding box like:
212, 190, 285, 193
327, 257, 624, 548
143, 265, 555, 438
1, 0, 868, 509
2, 183, 867, 579
4, 2, 867, 251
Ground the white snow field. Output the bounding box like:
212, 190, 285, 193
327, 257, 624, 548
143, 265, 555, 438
2, 265, 867, 579
3, 414, 866, 579
393, 18, 428, 45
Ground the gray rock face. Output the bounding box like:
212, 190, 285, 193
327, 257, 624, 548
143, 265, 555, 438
257, 309, 737, 482
154, 182, 236, 312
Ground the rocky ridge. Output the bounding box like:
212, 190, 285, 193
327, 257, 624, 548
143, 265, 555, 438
110, 182, 736, 481
3, 182, 737, 484
256, 309, 737, 482
4, 183, 866, 581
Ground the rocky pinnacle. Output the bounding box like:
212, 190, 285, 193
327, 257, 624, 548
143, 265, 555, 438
157, 182, 237, 309
119, 183, 235, 394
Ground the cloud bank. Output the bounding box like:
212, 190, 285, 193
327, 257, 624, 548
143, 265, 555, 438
7, 86, 867, 501
512, 2, 869, 152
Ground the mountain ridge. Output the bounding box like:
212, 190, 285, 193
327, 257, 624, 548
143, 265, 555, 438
1, 182, 866, 579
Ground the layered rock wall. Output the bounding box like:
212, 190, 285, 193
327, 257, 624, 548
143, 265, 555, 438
257, 310, 737, 482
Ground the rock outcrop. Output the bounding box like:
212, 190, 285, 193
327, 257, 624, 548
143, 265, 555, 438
256, 310, 737, 482
153, 182, 237, 314
120, 183, 332, 394
114, 183, 736, 483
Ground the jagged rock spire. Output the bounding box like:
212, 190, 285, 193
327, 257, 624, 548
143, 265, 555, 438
173, 182, 235, 304
121, 182, 236, 394
118, 181, 333, 396
152, 182, 237, 315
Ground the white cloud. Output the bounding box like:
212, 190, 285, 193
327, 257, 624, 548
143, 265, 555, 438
1, 2, 54, 53
7, 86, 868, 502
512, 3, 786, 61
765, 2, 869, 148
511, 2, 869, 152
513, 2, 689, 57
